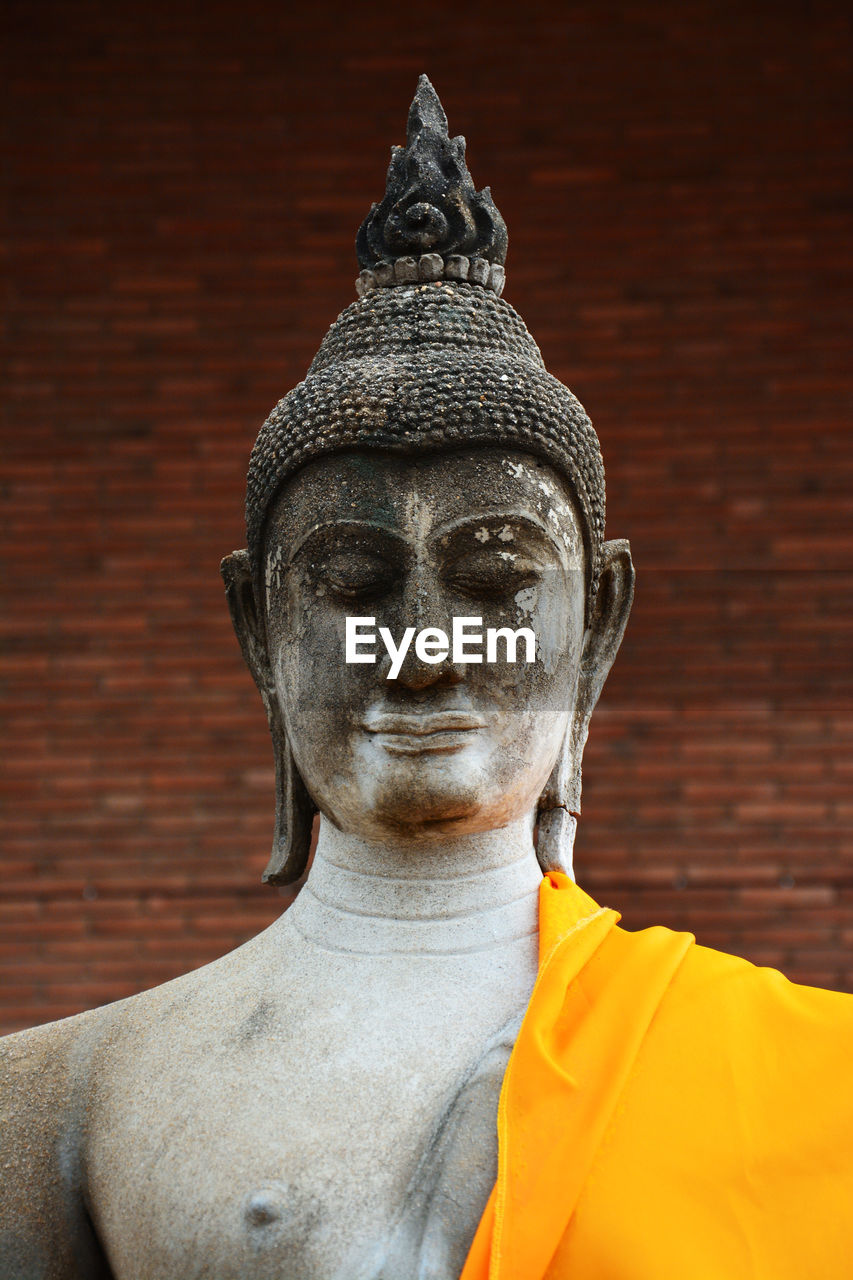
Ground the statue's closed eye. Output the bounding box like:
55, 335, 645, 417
443, 552, 542, 600
316, 549, 397, 600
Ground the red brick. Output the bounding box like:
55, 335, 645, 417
2, 0, 853, 1036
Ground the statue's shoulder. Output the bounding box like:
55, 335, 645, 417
0, 1005, 117, 1277
0, 951, 216, 1078
0, 933, 275, 1278
1, 1001, 108, 1123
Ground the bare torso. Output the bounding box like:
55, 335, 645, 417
1, 842, 541, 1280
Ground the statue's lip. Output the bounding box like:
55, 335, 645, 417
361, 710, 485, 735
361, 710, 484, 756
358, 706, 481, 737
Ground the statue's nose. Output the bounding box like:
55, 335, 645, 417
390, 644, 465, 691
384, 564, 464, 690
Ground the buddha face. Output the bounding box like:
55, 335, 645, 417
262, 448, 588, 842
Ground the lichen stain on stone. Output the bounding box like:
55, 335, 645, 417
502, 458, 526, 481
532, 593, 567, 677
514, 586, 536, 617
266, 546, 284, 594
403, 490, 434, 544
237, 999, 275, 1045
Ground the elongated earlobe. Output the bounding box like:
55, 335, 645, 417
220, 550, 315, 885
536, 804, 578, 877
537, 538, 635, 877
265, 715, 316, 885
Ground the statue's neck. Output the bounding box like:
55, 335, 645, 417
288, 814, 543, 957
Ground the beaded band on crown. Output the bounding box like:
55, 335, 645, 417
356, 253, 505, 298
245, 77, 606, 603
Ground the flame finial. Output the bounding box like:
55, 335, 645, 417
355, 76, 508, 295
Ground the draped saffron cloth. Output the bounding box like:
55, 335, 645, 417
462, 873, 853, 1280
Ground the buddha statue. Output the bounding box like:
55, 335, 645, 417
2, 77, 853, 1280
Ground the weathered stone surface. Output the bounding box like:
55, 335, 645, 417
0, 78, 634, 1279
445, 253, 469, 281
356, 74, 507, 275
246, 281, 607, 637
418, 251, 444, 280
393, 254, 419, 283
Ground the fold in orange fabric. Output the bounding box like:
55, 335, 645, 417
462, 873, 853, 1280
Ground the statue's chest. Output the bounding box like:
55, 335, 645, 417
88, 959, 524, 1280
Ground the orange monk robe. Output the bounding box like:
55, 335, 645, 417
463, 873, 853, 1280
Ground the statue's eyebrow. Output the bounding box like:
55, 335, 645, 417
285, 519, 410, 566
429, 511, 566, 555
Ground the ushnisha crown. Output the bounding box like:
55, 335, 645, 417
246, 76, 606, 599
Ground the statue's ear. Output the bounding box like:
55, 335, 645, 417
220, 550, 275, 715
537, 539, 634, 875
220, 550, 315, 886
576, 538, 635, 730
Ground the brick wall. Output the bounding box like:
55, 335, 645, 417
2, 0, 851, 1033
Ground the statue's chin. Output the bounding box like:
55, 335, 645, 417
321, 753, 537, 843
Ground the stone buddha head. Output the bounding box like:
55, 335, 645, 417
221, 77, 634, 885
